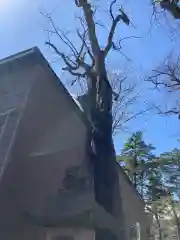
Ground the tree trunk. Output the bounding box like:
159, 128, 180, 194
151, 203, 162, 240
154, 212, 163, 240
176, 224, 180, 240
171, 200, 180, 240
87, 57, 126, 238
146, 206, 162, 240
140, 170, 144, 199
173, 212, 180, 240
160, 0, 180, 19
133, 143, 138, 189
133, 154, 137, 189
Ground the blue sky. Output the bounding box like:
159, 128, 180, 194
0, 0, 180, 155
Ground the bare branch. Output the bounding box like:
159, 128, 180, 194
107, 73, 145, 134
45, 14, 79, 57
104, 15, 122, 56
160, 0, 180, 19
75, 0, 101, 56
119, 35, 142, 44
76, 15, 95, 65
147, 54, 180, 119
76, 29, 95, 67
75, 0, 81, 7
104, 6, 130, 56
94, 20, 106, 28
46, 40, 91, 77
76, 30, 86, 59
77, 16, 87, 33
43, 11, 95, 71
146, 61, 180, 91
45, 41, 79, 70
110, 0, 117, 21
43, 10, 95, 76
155, 105, 180, 119
123, 108, 151, 124
62, 66, 86, 78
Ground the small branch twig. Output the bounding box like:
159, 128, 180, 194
75, 0, 101, 57
104, 3, 130, 56
45, 41, 79, 70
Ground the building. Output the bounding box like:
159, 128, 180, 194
0, 47, 151, 239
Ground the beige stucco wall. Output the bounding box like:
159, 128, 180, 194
46, 228, 95, 240
0, 61, 91, 239
118, 167, 149, 239
0, 58, 39, 239
16, 64, 90, 216
0, 59, 38, 113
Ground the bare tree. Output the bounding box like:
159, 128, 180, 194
150, 0, 180, 18
142, 0, 180, 38
42, 0, 137, 238
69, 69, 144, 136
157, 0, 180, 19
147, 54, 180, 118
109, 72, 148, 135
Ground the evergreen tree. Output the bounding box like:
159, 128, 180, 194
119, 131, 155, 199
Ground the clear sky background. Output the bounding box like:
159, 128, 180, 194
0, 0, 180, 155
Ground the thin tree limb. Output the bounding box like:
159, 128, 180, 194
110, 0, 117, 21
62, 66, 86, 77
46, 14, 79, 57
104, 4, 131, 56
76, 29, 95, 67
104, 14, 122, 56
45, 41, 79, 70
75, 0, 101, 56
